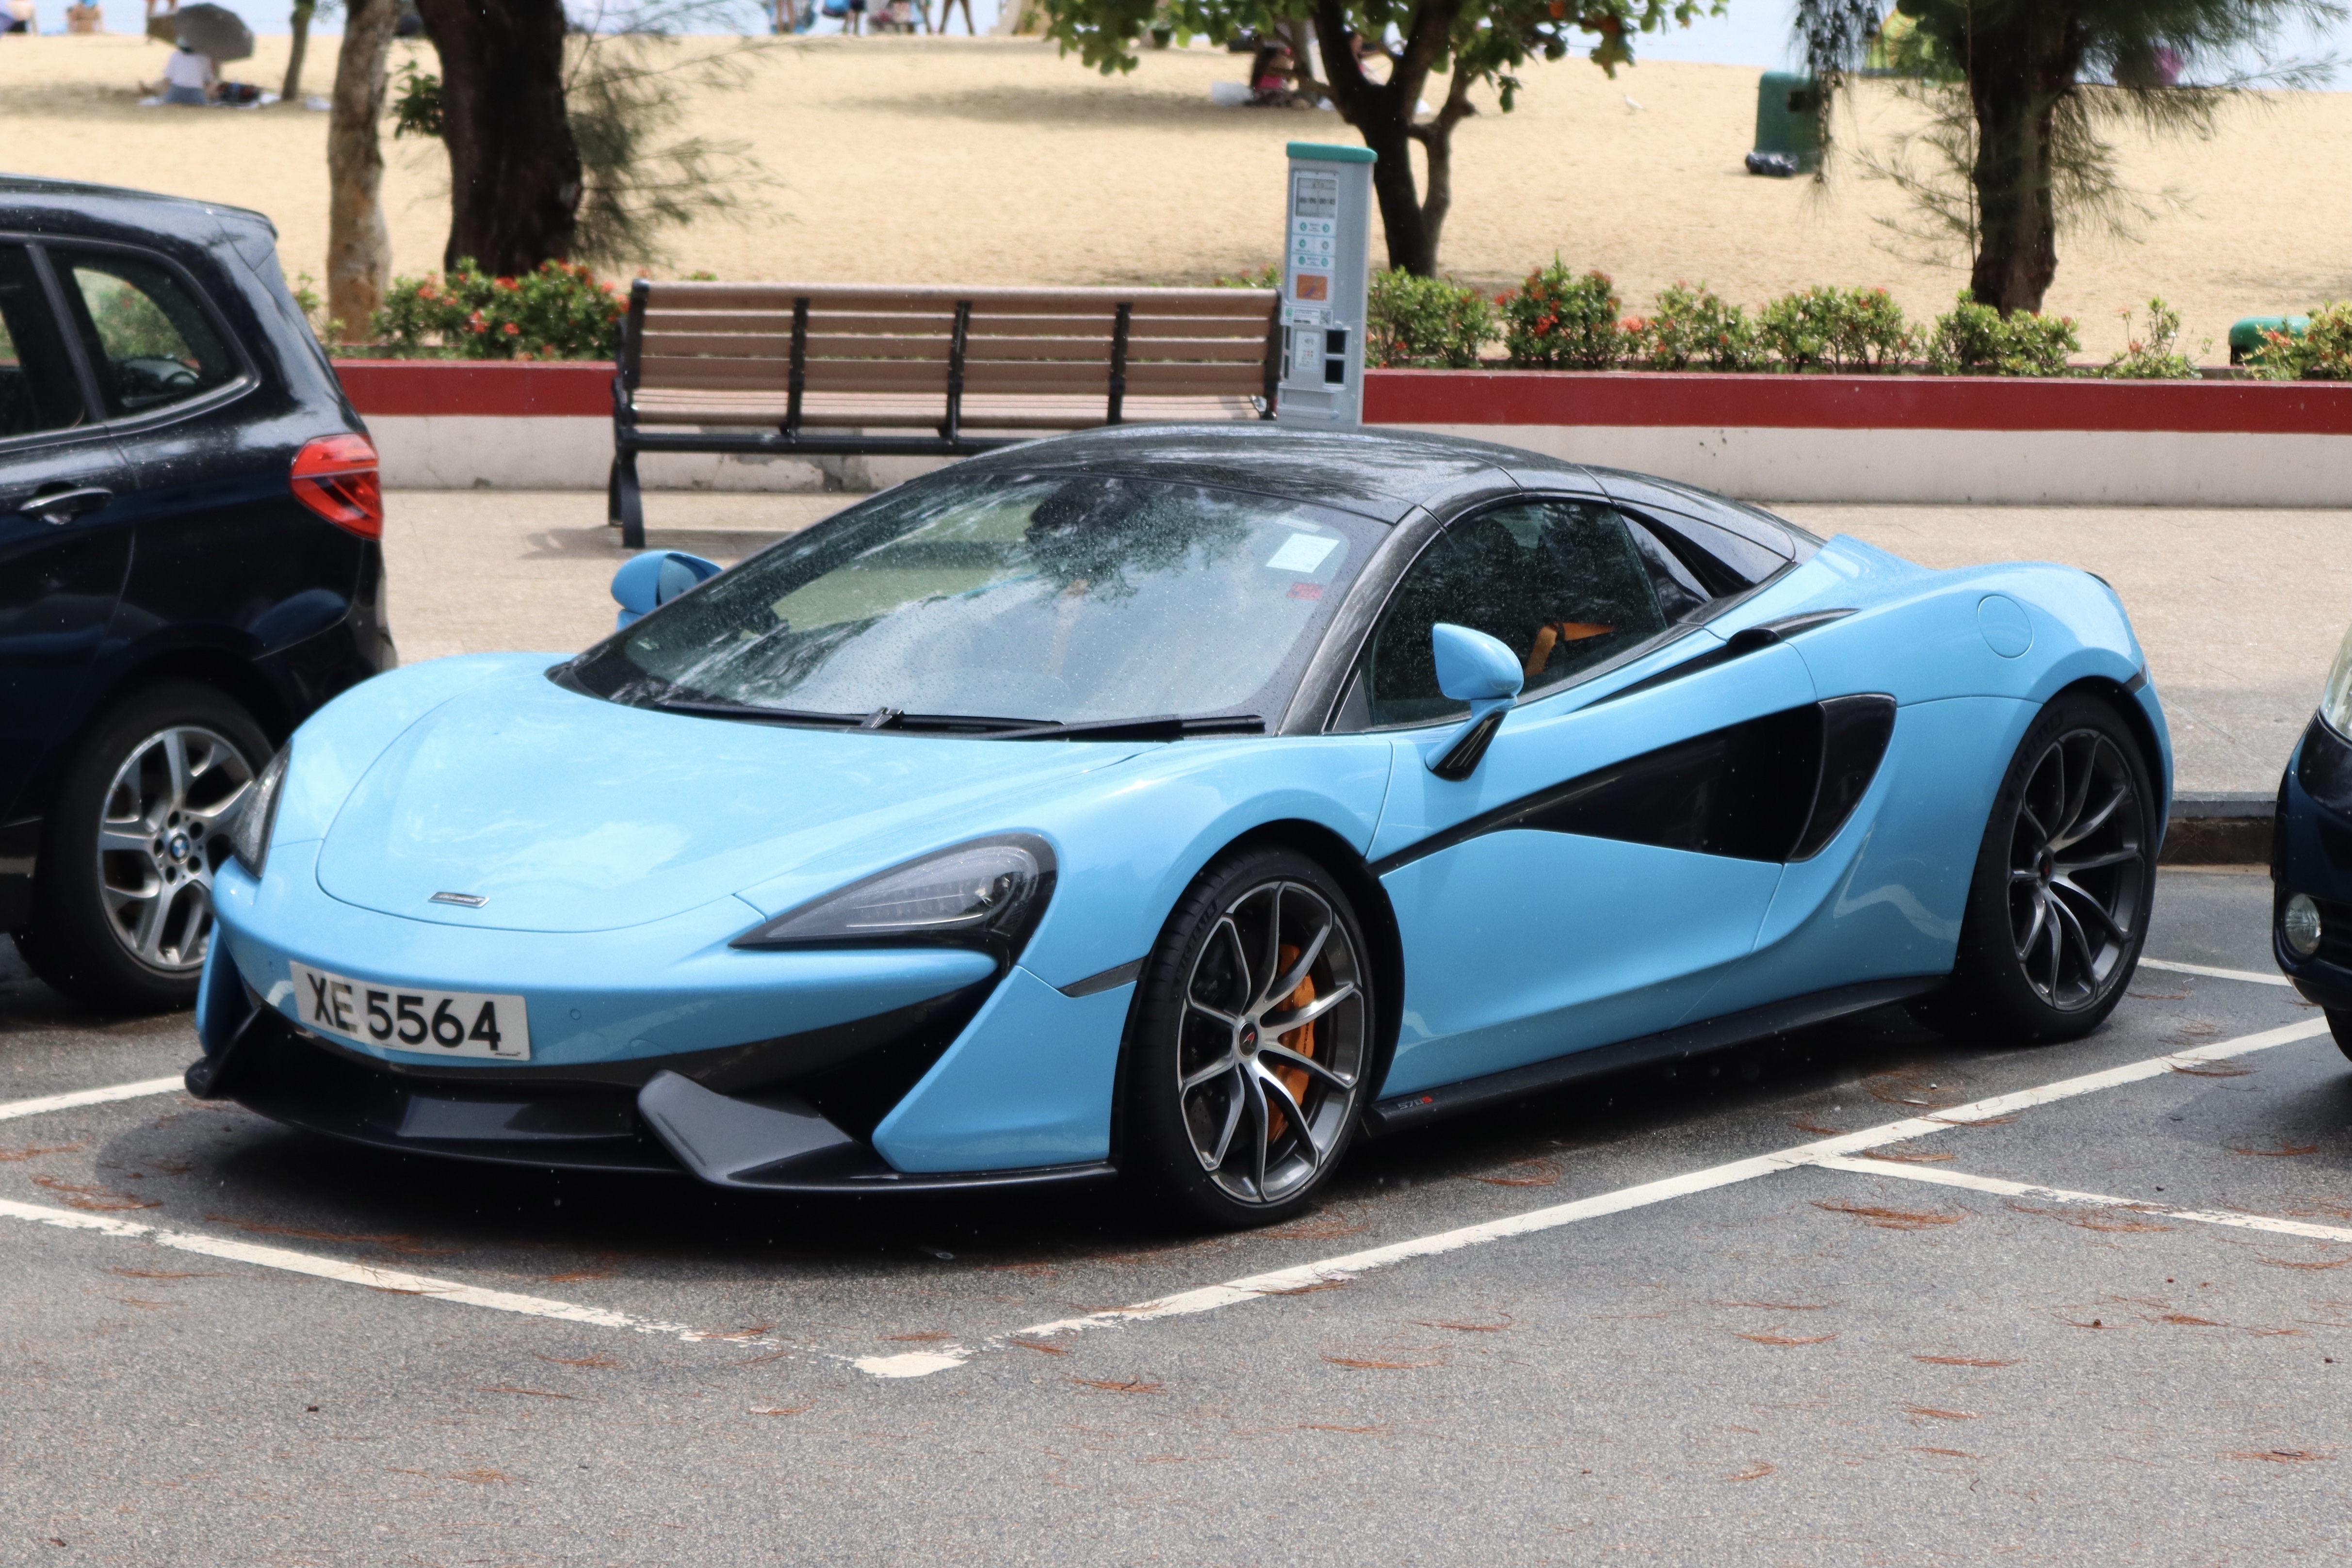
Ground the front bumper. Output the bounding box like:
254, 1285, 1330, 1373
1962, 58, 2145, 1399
2271, 712, 2352, 1011
191, 955, 1116, 1194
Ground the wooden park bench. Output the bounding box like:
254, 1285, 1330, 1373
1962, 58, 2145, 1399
609, 281, 1282, 546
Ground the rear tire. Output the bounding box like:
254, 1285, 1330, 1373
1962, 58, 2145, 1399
16, 682, 267, 1014
1910, 693, 2156, 1044
1120, 847, 1377, 1230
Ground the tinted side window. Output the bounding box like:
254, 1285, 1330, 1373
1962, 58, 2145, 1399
56, 249, 236, 418
1633, 506, 1791, 591
0, 246, 90, 438
1363, 501, 1669, 727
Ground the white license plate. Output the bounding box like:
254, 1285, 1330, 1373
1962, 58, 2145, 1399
288, 963, 530, 1062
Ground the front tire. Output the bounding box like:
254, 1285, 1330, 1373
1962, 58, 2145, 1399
16, 682, 267, 1014
2326, 1010, 2352, 1064
1121, 848, 1377, 1229
1911, 693, 2156, 1043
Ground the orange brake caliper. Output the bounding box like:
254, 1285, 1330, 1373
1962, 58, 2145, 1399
1265, 942, 1317, 1144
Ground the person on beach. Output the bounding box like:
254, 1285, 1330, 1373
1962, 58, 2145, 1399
162, 42, 216, 105
934, 0, 973, 32
1249, 41, 1309, 107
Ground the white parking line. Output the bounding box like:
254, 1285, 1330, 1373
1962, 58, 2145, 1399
1812, 1154, 2352, 1245
0, 1077, 184, 1124
0, 1013, 2325, 1372
2138, 958, 2294, 988
982, 1016, 2332, 1371
0, 1197, 780, 1349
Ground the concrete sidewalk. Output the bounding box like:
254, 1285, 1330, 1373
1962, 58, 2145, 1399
380, 490, 2352, 797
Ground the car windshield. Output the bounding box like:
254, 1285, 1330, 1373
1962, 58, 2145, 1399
573, 470, 1381, 729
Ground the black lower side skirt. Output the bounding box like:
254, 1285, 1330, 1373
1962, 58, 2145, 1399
1362, 975, 1946, 1139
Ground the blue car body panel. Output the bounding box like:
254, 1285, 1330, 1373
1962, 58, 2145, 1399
201, 440, 2174, 1189
873, 966, 1136, 1171
217, 843, 998, 1072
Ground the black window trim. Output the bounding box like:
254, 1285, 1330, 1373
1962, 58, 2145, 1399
26, 231, 258, 436
0, 238, 113, 453
1314, 490, 1799, 736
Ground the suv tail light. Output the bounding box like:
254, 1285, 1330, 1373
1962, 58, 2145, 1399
291, 434, 383, 539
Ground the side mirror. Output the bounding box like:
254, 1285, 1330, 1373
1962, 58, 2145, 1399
1428, 622, 1522, 780
612, 550, 722, 630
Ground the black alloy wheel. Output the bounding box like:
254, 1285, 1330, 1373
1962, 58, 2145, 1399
16, 682, 269, 1014
1122, 847, 1376, 1229
1913, 693, 2155, 1043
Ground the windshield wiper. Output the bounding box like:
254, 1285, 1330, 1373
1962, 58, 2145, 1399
652, 696, 866, 728
654, 695, 1261, 742
653, 696, 1046, 735
990, 714, 1266, 742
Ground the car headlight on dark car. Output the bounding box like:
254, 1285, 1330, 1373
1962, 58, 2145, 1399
732, 835, 1056, 964
2323, 621, 2352, 738
230, 746, 289, 879
2284, 893, 2324, 959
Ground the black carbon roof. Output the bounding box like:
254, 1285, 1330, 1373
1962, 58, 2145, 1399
957, 422, 1582, 525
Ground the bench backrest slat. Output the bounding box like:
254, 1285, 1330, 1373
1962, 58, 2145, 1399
620, 280, 1281, 435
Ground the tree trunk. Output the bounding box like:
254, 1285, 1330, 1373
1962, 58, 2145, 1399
415, 0, 582, 274
1312, 0, 1458, 275
1963, 9, 2082, 313
1406, 62, 1476, 268
282, 0, 314, 103
325, 0, 399, 339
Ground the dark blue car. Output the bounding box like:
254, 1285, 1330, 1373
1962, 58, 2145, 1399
2272, 637, 2352, 1059
0, 177, 393, 1012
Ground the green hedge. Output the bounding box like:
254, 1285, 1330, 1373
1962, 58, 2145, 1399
1354, 264, 2296, 378
370, 260, 625, 360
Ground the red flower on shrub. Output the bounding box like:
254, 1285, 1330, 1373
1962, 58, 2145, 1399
496, 276, 520, 292
502, 322, 521, 336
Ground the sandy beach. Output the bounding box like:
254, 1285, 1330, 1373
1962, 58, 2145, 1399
0, 32, 2342, 357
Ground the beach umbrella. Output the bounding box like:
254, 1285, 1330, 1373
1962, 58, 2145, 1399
171, 3, 253, 62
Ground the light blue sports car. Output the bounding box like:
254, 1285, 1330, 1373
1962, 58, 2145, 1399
190, 426, 2169, 1227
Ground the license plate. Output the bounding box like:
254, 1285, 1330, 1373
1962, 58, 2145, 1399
288, 962, 530, 1062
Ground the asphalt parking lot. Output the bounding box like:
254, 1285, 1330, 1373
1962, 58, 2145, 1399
4, 865, 2347, 1563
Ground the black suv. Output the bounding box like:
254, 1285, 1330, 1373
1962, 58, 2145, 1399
0, 177, 393, 1011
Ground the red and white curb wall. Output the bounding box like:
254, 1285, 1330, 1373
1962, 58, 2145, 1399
339, 362, 2351, 507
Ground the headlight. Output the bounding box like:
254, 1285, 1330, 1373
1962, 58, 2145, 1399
732, 835, 1055, 963
230, 746, 289, 878
2284, 893, 2324, 959
2322, 620, 2352, 738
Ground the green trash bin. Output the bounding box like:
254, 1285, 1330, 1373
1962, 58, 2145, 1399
1750, 72, 1823, 175
2229, 315, 2309, 365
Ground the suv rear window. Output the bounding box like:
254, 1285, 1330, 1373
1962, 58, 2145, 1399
56, 249, 237, 418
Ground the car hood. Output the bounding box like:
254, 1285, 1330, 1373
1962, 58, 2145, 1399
313, 669, 1139, 933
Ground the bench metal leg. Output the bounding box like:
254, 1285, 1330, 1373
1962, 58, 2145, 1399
611, 449, 646, 550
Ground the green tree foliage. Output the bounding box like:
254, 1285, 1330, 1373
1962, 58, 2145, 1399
1367, 267, 1495, 365
1628, 281, 1765, 370
1922, 291, 2079, 374
1795, 0, 2344, 314
1501, 259, 1621, 367
2102, 296, 2202, 377
1039, 0, 1725, 275
1758, 284, 1915, 371
371, 259, 625, 358
2248, 301, 2352, 380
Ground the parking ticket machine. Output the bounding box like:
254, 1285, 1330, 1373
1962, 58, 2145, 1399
1274, 141, 1374, 429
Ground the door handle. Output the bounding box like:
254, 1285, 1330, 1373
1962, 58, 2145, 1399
18, 485, 113, 525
